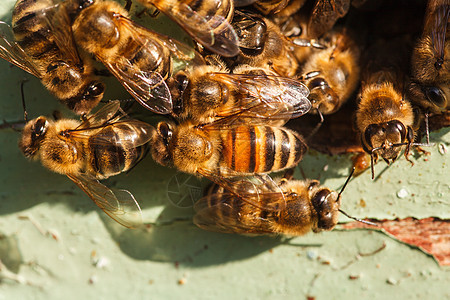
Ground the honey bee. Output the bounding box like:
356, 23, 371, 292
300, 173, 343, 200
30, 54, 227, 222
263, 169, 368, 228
71, 0, 205, 115
299, 27, 361, 118
19, 101, 153, 228
356, 38, 418, 179
228, 10, 298, 77
169, 63, 311, 122
409, 0, 449, 114
136, 0, 239, 57
194, 168, 373, 235
151, 119, 307, 181
307, 0, 350, 39
0, 0, 105, 115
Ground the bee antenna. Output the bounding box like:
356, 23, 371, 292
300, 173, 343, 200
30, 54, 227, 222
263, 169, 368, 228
337, 167, 355, 201
21, 79, 29, 123
338, 209, 378, 226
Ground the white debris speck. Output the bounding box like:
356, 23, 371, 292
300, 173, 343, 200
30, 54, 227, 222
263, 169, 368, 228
323, 165, 329, 172
438, 143, 447, 155
396, 188, 409, 198
69, 247, 77, 255
94, 257, 110, 269
306, 251, 317, 260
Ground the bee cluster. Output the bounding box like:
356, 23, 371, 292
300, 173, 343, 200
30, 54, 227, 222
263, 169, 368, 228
0, 0, 448, 234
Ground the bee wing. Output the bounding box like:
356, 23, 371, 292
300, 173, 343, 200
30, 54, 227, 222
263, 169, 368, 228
424, 0, 449, 63
0, 21, 42, 77
308, 0, 350, 38
76, 100, 122, 130
149, 0, 239, 57
67, 173, 143, 228
69, 119, 154, 147
99, 16, 205, 115
103, 60, 173, 115
193, 192, 275, 234
198, 170, 289, 212
205, 73, 311, 125
38, 1, 84, 66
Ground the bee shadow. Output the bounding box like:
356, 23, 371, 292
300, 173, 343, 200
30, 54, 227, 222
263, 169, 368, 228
99, 203, 288, 267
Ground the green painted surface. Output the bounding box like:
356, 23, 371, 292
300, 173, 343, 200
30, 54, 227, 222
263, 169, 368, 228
0, 0, 449, 299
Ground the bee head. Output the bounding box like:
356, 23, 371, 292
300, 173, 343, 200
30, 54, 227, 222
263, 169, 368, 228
362, 120, 412, 161
311, 188, 340, 231
19, 117, 49, 158
308, 77, 340, 114
151, 122, 174, 166
72, 81, 105, 115
233, 12, 267, 57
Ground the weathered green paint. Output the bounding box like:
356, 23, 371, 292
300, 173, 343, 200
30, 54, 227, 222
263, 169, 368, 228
0, 1, 448, 299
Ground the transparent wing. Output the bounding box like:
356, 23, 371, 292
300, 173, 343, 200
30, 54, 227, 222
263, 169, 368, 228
39, 0, 84, 66
144, 0, 239, 57
308, 0, 350, 38
104, 61, 173, 115
193, 192, 275, 234
424, 0, 449, 63
197, 169, 289, 211
0, 21, 42, 77
204, 72, 311, 124
67, 173, 143, 228
76, 100, 121, 130
69, 119, 154, 147
99, 15, 204, 114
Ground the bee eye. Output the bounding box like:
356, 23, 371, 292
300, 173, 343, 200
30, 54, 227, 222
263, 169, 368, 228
311, 189, 336, 230
309, 77, 327, 90
78, 0, 94, 10
364, 124, 381, 149
386, 120, 406, 141
32, 118, 48, 141
158, 122, 172, 145
85, 82, 105, 98
424, 86, 446, 107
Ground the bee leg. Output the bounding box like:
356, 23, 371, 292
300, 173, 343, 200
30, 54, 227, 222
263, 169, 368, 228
414, 146, 430, 156
280, 168, 295, 185
424, 112, 430, 145
124, 0, 132, 12
149, 8, 160, 18
0, 119, 25, 132
403, 145, 414, 166
306, 109, 324, 141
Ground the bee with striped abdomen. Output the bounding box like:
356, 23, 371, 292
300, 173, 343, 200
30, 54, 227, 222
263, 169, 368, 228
151, 120, 307, 180
19, 101, 153, 228
169, 63, 311, 122
71, 0, 205, 115
356, 38, 419, 178
136, 0, 239, 57
194, 168, 372, 235
0, 0, 105, 115
299, 27, 361, 118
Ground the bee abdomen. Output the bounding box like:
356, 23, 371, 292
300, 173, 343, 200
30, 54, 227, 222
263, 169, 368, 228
120, 39, 172, 81
12, 0, 59, 61
89, 124, 148, 178
223, 126, 306, 174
